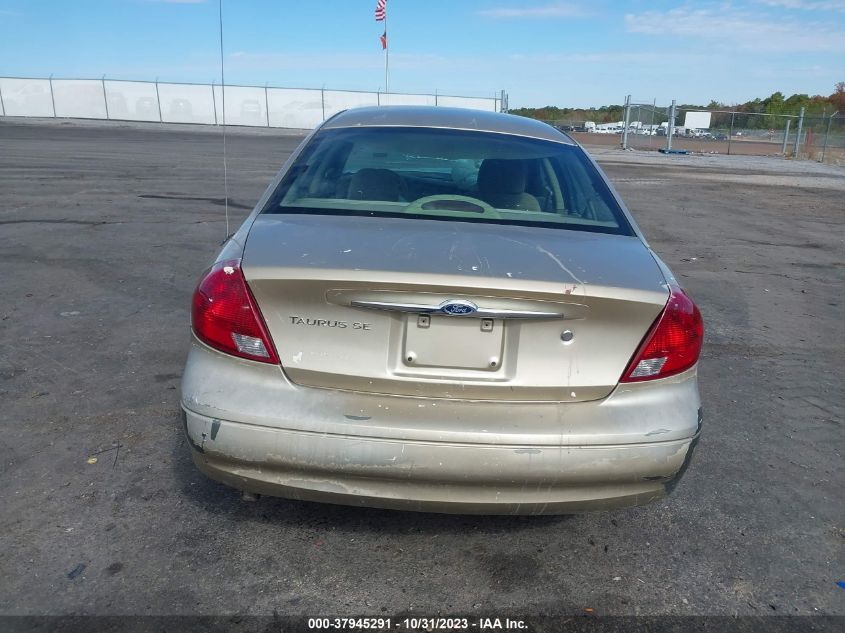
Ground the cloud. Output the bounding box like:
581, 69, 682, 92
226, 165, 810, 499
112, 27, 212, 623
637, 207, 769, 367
624, 6, 845, 53
477, 2, 587, 18
755, 0, 845, 11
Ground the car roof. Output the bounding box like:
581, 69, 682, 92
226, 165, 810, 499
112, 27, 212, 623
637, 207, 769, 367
321, 106, 576, 145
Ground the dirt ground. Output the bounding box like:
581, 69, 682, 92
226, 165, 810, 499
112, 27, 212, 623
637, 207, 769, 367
0, 119, 842, 626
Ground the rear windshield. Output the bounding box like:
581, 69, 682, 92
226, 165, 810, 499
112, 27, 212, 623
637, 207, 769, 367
261, 126, 632, 235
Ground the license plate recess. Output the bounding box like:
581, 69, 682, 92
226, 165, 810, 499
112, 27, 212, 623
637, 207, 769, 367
403, 315, 503, 371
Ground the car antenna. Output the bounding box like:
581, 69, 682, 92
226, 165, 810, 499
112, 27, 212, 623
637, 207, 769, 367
218, 0, 231, 243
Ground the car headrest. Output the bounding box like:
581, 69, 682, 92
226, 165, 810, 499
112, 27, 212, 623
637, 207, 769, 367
347, 168, 403, 202
477, 159, 527, 195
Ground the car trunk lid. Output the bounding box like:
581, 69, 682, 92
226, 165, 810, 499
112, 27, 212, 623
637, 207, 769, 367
242, 214, 668, 402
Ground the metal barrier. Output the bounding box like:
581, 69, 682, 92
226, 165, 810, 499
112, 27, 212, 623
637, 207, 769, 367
540, 95, 844, 166
617, 96, 844, 165
0, 76, 506, 129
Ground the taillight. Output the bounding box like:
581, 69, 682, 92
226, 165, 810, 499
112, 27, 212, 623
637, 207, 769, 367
621, 286, 703, 382
191, 259, 279, 364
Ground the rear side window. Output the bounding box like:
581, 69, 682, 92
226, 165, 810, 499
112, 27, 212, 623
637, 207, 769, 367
262, 127, 632, 235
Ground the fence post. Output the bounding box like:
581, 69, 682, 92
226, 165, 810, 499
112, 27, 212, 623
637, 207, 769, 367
621, 94, 631, 150
0, 80, 6, 116
321, 86, 326, 120
793, 106, 805, 157
211, 81, 218, 125
376, 90, 380, 106
102, 75, 110, 120
728, 111, 735, 155
264, 83, 270, 127
435, 89, 438, 106
666, 100, 676, 151
154, 78, 162, 123
821, 111, 837, 163
648, 99, 656, 148
781, 119, 791, 155
48, 74, 57, 117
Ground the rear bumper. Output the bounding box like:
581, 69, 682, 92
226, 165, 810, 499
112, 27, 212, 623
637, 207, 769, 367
183, 407, 695, 514
181, 338, 701, 515
185, 404, 693, 514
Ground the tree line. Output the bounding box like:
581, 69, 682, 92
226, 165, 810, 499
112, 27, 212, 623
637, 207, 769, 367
510, 82, 845, 129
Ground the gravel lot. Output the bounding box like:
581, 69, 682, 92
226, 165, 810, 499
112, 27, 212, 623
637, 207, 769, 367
1, 119, 842, 624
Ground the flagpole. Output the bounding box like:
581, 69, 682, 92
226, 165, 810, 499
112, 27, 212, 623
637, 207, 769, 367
384, 9, 389, 94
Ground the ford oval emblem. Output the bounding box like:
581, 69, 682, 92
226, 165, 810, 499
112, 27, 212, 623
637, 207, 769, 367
440, 300, 478, 316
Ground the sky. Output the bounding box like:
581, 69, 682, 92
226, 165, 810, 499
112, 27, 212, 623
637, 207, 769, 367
0, 0, 843, 108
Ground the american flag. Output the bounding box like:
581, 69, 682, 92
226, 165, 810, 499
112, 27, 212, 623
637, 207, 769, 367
375, 0, 387, 22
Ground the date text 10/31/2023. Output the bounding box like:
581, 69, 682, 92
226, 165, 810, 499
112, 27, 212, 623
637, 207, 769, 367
306, 617, 528, 630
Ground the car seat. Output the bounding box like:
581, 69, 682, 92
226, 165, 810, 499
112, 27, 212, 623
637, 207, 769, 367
477, 159, 541, 211
346, 168, 405, 202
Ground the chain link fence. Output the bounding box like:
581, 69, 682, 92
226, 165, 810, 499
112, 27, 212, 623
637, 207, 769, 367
672, 108, 844, 164
618, 99, 666, 152
801, 114, 845, 164
0, 76, 506, 129
543, 96, 843, 166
